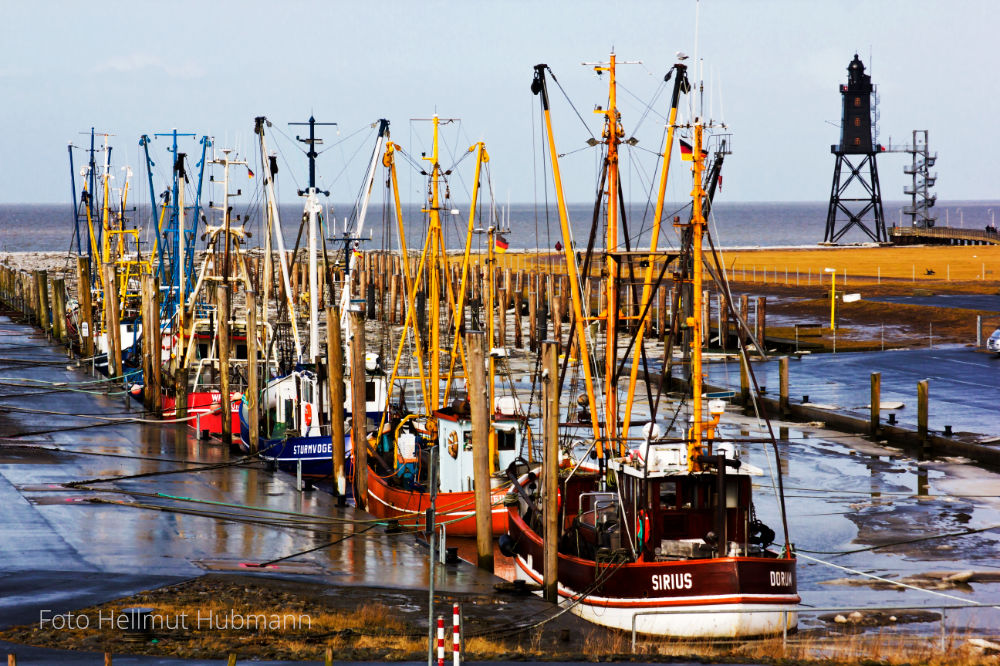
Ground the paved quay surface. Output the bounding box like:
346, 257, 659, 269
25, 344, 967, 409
0, 311, 509, 663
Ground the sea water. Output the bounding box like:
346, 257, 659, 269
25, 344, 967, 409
3, 200, 999, 253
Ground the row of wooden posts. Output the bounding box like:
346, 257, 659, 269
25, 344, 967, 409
0, 257, 558, 591
347, 251, 768, 351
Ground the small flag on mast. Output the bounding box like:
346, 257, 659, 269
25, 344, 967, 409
495, 235, 509, 254
679, 139, 707, 162
247, 167, 255, 179
680, 139, 693, 161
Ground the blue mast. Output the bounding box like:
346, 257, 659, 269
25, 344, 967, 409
68, 143, 82, 256
145, 130, 211, 321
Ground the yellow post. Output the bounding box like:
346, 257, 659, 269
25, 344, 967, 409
825, 267, 836, 330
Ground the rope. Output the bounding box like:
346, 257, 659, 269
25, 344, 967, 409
797, 552, 1000, 609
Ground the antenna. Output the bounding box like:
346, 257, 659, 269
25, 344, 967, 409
289, 116, 337, 195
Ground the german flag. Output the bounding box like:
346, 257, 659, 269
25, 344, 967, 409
495, 235, 509, 254
679, 139, 707, 162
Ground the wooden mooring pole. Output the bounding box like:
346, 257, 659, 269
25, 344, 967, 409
217, 285, 232, 447
466, 331, 493, 573
542, 339, 559, 604
76, 257, 95, 360
866, 371, 880, 438
917, 379, 929, 442
328, 306, 347, 499
247, 291, 260, 455
350, 309, 367, 509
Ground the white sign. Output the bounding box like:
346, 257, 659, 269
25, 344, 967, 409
842, 293, 861, 303
81, 322, 89, 337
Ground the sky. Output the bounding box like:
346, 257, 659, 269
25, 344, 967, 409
0, 0, 996, 207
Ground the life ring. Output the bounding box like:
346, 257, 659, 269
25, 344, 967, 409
636, 509, 651, 548
447, 430, 459, 459
304, 403, 313, 426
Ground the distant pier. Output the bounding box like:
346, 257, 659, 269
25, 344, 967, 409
890, 225, 1000, 246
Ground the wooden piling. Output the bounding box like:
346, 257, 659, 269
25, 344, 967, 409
917, 379, 928, 441
498, 288, 508, 348
528, 274, 538, 352
77, 257, 94, 359
350, 310, 367, 509
542, 339, 559, 604
739, 294, 749, 347
52, 277, 67, 345
870, 372, 881, 437
103, 265, 122, 382
176, 365, 188, 419
141, 276, 154, 409
756, 296, 766, 345
739, 355, 749, 410
779, 356, 789, 415
513, 284, 523, 349
217, 285, 232, 447
466, 331, 493, 573
718, 293, 728, 352
35, 270, 50, 332
328, 306, 347, 497
247, 291, 260, 455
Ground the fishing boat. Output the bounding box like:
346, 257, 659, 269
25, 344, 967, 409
363, 117, 532, 536
238, 116, 388, 476
500, 56, 798, 638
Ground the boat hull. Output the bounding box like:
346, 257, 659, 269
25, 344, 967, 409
163, 391, 241, 436
507, 506, 798, 638
366, 465, 509, 537
237, 402, 353, 478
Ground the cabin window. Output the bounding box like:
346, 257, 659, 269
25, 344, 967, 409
365, 380, 377, 402
496, 428, 516, 451
659, 481, 677, 508
198, 343, 209, 359
853, 137, 862, 146
235, 344, 247, 359
853, 116, 861, 127
853, 96, 861, 107
284, 399, 294, 426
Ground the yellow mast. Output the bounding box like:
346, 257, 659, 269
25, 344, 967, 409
688, 122, 708, 470
384, 141, 430, 414
442, 142, 487, 406
622, 63, 687, 437
486, 225, 497, 472
423, 116, 443, 414
531, 64, 603, 450
594, 53, 622, 454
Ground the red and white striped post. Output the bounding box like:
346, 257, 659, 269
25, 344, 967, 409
436, 616, 445, 666
452, 602, 461, 666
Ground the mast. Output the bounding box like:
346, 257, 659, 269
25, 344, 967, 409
622, 62, 689, 437
290, 116, 336, 363
598, 53, 622, 453
688, 122, 708, 470
175, 153, 187, 370
530, 64, 603, 449
339, 120, 390, 328
424, 115, 443, 412
254, 117, 301, 360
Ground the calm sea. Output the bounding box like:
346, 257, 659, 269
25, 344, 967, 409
3, 201, 999, 253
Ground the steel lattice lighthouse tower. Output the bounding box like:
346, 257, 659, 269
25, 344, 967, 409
823, 54, 887, 243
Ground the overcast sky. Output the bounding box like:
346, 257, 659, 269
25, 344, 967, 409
1, 0, 995, 206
